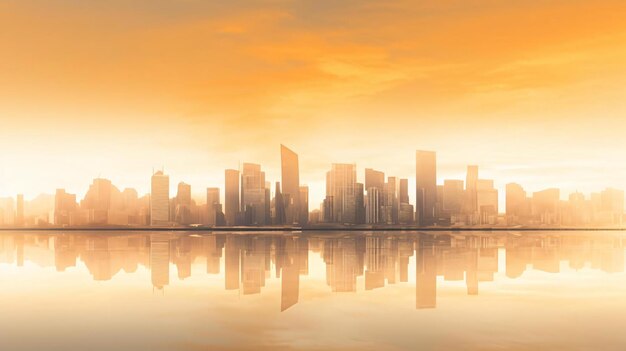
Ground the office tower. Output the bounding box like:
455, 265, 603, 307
174, 182, 192, 225
505, 183, 528, 225
150, 171, 170, 226
443, 180, 464, 214
81, 178, 126, 225
355, 183, 365, 224
365, 168, 385, 191
325, 163, 357, 224
364, 168, 384, 224
477, 179, 498, 224
206, 187, 221, 226
281, 145, 301, 225
567, 192, 588, 226
225, 169, 240, 226
465, 165, 478, 211
416, 150, 437, 226
399, 178, 409, 204
532, 188, 560, 225
398, 178, 413, 224
54, 189, 77, 226
384, 177, 398, 224
15, 194, 24, 226
274, 182, 286, 224
241, 163, 267, 225
366, 187, 381, 224
598, 188, 624, 225
299, 186, 309, 225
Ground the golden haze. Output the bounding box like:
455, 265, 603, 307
2, 1, 626, 206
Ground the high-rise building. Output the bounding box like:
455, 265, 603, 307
15, 194, 24, 226
465, 165, 479, 212
443, 180, 464, 214
365, 168, 385, 191
281, 145, 301, 225
399, 178, 409, 204
325, 163, 358, 224
274, 182, 286, 224
241, 163, 267, 225
206, 187, 221, 226
477, 179, 498, 224
225, 169, 240, 226
532, 188, 560, 225
364, 169, 385, 224
505, 183, 528, 224
416, 150, 437, 226
174, 182, 192, 225
366, 187, 381, 224
150, 171, 170, 226
54, 189, 77, 226
299, 186, 309, 225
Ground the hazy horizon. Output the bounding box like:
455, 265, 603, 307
3, 1, 626, 209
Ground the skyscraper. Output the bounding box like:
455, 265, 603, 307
225, 169, 240, 226
150, 171, 170, 226
206, 187, 221, 226
281, 145, 300, 225
241, 163, 266, 225
325, 163, 357, 224
15, 194, 24, 226
416, 150, 437, 226
298, 186, 309, 225
174, 182, 192, 225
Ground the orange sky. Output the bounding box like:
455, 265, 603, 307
2, 0, 626, 208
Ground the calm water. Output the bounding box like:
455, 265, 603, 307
1, 230, 626, 350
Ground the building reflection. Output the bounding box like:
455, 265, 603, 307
0, 231, 624, 311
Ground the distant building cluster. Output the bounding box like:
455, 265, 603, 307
0, 146, 624, 228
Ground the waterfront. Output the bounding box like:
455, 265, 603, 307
1, 230, 626, 350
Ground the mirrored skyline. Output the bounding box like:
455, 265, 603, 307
2, 230, 626, 350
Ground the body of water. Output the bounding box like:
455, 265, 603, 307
0, 230, 624, 350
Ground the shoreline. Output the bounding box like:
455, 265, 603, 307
0, 226, 625, 232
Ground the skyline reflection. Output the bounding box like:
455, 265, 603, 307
0, 231, 624, 312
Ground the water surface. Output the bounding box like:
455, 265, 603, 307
0, 230, 625, 350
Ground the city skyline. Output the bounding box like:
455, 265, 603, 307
0, 145, 624, 228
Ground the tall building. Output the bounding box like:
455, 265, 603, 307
365, 187, 381, 224
532, 188, 560, 225
364, 168, 385, 224
325, 164, 358, 224
274, 182, 286, 224
299, 186, 309, 225
241, 163, 267, 225
224, 169, 240, 226
174, 182, 192, 225
416, 150, 437, 226
281, 145, 301, 225
15, 194, 24, 226
506, 183, 528, 224
399, 178, 409, 204
465, 165, 479, 213
365, 168, 385, 191
206, 187, 221, 226
477, 179, 498, 224
150, 171, 170, 226
398, 178, 413, 224
54, 189, 77, 226
443, 180, 464, 214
